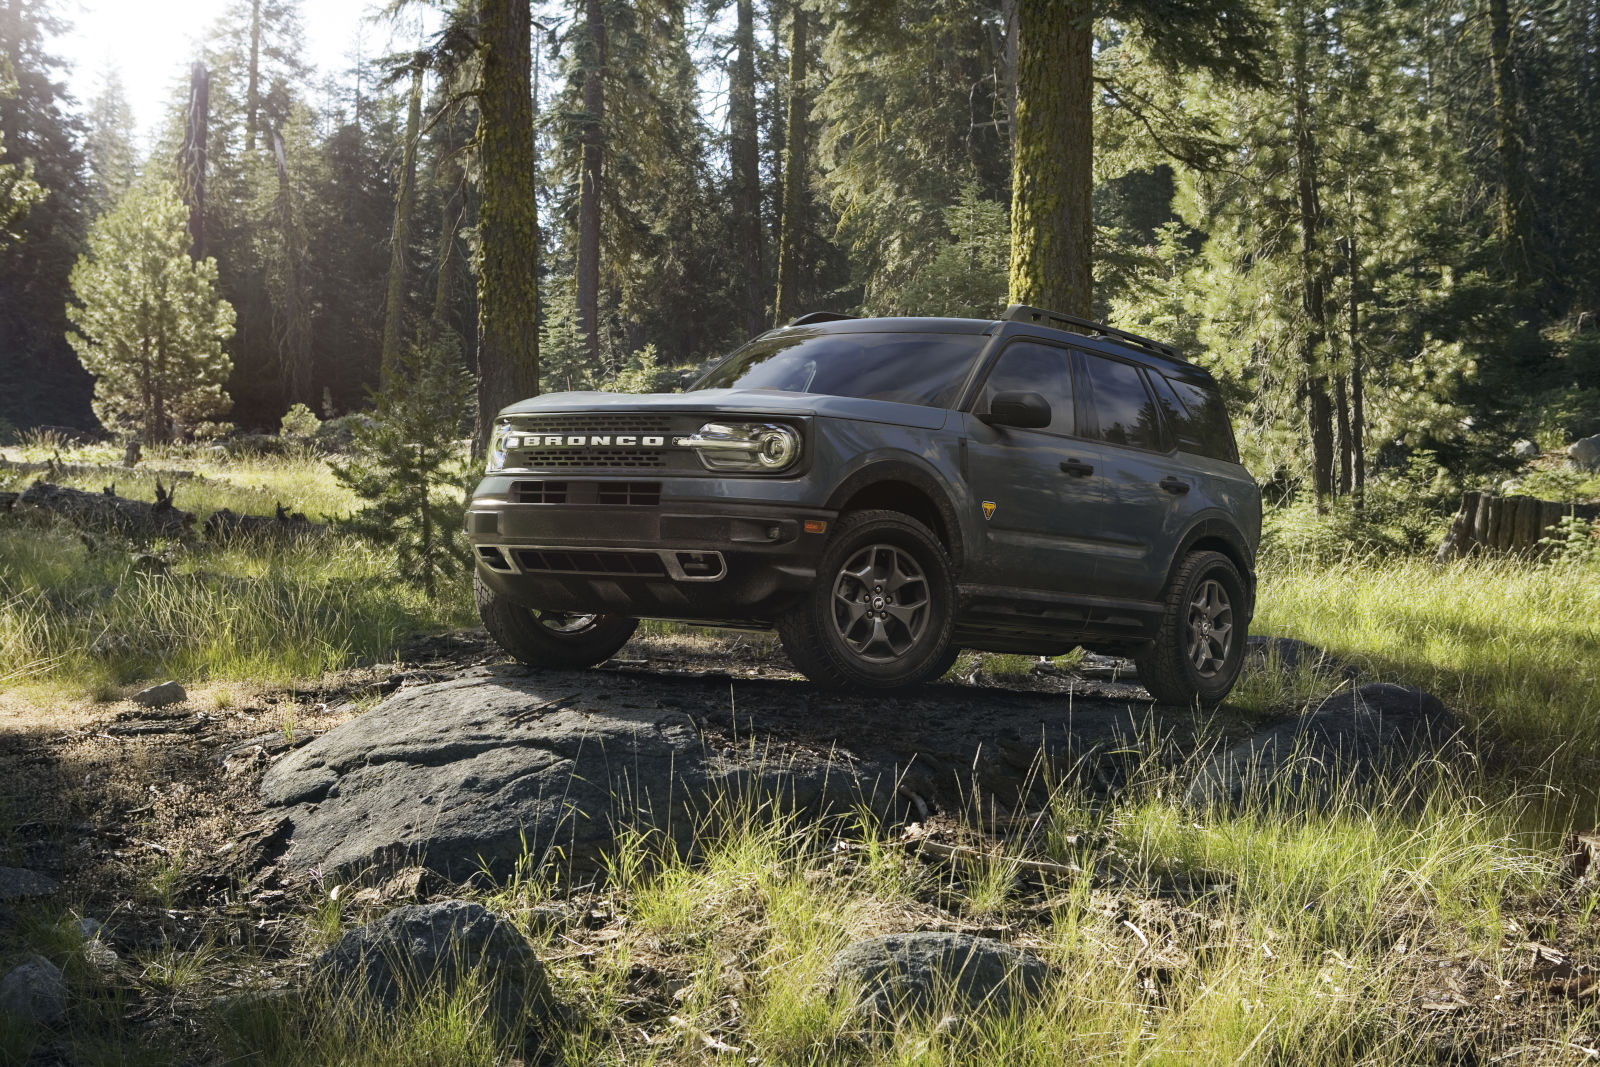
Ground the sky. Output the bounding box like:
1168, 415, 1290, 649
53, 0, 436, 144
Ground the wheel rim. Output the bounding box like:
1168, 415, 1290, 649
1186, 578, 1234, 678
830, 543, 931, 664
533, 610, 602, 636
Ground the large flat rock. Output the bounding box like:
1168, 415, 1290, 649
260, 667, 1185, 881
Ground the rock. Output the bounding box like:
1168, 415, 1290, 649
313, 900, 551, 1033
0, 867, 57, 902
81, 939, 119, 975
259, 671, 1160, 881
829, 933, 1049, 1020
1569, 434, 1600, 472
131, 680, 186, 708
0, 954, 66, 1025
1513, 439, 1540, 461
73, 918, 103, 941
1242, 636, 1357, 679
1185, 683, 1462, 810
1500, 478, 1523, 494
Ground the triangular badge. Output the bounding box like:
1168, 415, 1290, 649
982, 500, 997, 520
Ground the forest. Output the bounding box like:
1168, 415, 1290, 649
2, 0, 1599, 518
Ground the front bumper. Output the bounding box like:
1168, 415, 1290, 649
465, 486, 836, 622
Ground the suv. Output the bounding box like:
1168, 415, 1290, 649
467, 305, 1261, 706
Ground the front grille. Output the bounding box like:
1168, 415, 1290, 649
512, 548, 668, 578
595, 481, 661, 506
521, 449, 665, 469
510, 480, 569, 504
511, 414, 673, 435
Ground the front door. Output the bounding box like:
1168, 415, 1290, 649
962, 340, 1105, 593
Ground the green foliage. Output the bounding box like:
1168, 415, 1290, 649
894, 183, 1010, 318
597, 343, 679, 395
1538, 515, 1600, 568
66, 181, 236, 443
330, 332, 474, 598
278, 402, 321, 438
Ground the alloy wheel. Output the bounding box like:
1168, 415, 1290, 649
1185, 578, 1234, 677
829, 543, 930, 663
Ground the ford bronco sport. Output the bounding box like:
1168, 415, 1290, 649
467, 305, 1261, 706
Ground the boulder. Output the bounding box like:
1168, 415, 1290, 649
829, 932, 1049, 1020
1569, 434, 1600, 472
132, 680, 186, 708
313, 900, 551, 1033
1185, 683, 1462, 810
0, 954, 66, 1025
259, 670, 1160, 882
1513, 439, 1540, 461
1243, 636, 1358, 679
0, 867, 57, 902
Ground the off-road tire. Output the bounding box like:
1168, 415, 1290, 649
1135, 550, 1248, 708
475, 573, 639, 671
778, 510, 956, 691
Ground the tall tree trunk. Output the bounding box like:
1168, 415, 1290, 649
1334, 371, 1351, 496
1348, 230, 1365, 509
1001, 0, 1018, 150
576, 0, 605, 371
245, 0, 261, 154
1292, 24, 1334, 514
179, 62, 208, 261
270, 126, 312, 407
1007, 0, 1092, 318
381, 60, 425, 388
473, 0, 541, 444
433, 158, 462, 327
1488, 0, 1532, 292
773, 5, 810, 324
730, 0, 765, 338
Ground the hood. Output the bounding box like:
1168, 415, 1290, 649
497, 388, 952, 430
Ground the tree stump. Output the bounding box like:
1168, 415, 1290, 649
1435, 492, 1600, 561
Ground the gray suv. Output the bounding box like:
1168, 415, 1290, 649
467, 305, 1261, 706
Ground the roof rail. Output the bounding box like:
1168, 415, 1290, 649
1002, 304, 1181, 362
788, 311, 857, 326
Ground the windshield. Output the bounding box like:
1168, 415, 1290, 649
690, 329, 988, 408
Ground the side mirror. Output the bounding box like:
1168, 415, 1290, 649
981, 391, 1051, 430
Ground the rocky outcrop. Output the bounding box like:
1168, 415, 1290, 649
829, 932, 1049, 1020
1184, 682, 1462, 810
0, 955, 66, 1025
1569, 434, 1600, 471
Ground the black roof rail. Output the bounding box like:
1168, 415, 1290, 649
1002, 304, 1182, 362
788, 311, 857, 326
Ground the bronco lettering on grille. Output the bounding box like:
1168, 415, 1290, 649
519, 434, 668, 447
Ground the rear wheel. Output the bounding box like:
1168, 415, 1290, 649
475, 573, 639, 670
778, 510, 956, 690
1134, 550, 1248, 708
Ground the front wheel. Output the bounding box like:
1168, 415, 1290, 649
778, 510, 956, 691
475, 573, 639, 671
1134, 550, 1249, 708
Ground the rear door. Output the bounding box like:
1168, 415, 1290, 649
1074, 350, 1200, 600
961, 340, 1106, 592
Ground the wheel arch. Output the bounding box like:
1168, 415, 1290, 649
824, 461, 965, 566
1165, 518, 1256, 619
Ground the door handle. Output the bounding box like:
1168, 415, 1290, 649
1159, 476, 1190, 494
1060, 459, 1094, 477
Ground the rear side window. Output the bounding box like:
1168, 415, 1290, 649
977, 341, 1075, 436
1081, 354, 1165, 451
1157, 374, 1239, 462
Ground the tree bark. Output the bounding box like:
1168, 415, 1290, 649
730, 0, 765, 338
245, 0, 261, 154
1347, 230, 1365, 508
1292, 21, 1334, 514
270, 126, 312, 407
576, 0, 606, 371
179, 63, 208, 261
1007, 0, 1092, 318
473, 0, 541, 444
1488, 0, 1532, 291
774, 5, 810, 325
381, 60, 425, 388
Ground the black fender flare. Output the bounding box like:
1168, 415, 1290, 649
1164, 516, 1257, 619
823, 459, 967, 567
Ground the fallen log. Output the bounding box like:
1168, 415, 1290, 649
204, 504, 327, 542
1435, 491, 1600, 562
0, 458, 194, 482
15, 479, 193, 539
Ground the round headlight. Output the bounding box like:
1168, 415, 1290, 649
754, 425, 800, 469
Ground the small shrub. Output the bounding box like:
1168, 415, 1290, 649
279, 402, 322, 438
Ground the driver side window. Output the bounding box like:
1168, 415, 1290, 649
979, 341, 1076, 436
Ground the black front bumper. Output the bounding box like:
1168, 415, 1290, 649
466, 497, 836, 622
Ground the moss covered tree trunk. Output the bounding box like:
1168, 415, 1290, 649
731, 0, 765, 338
1007, 0, 1092, 318
1488, 0, 1531, 292
1292, 22, 1335, 514
577, 0, 605, 371
473, 0, 541, 443
381, 59, 424, 389
773, 5, 808, 325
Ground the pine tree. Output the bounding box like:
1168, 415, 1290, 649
81, 70, 137, 218
0, 55, 43, 243
66, 182, 237, 443
331, 329, 473, 598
